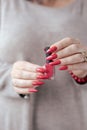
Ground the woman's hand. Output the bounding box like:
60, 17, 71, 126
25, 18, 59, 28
46, 37, 87, 78
11, 61, 48, 94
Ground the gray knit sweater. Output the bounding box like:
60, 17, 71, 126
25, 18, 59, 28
0, 0, 87, 130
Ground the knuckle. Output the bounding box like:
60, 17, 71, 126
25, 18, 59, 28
79, 54, 84, 62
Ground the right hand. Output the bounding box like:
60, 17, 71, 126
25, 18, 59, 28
11, 61, 48, 94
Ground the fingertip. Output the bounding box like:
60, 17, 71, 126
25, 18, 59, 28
47, 46, 57, 53
29, 88, 38, 93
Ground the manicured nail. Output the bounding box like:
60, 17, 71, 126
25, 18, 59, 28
46, 53, 57, 60
47, 46, 57, 53
32, 81, 44, 86
49, 60, 61, 66
59, 66, 68, 70
37, 75, 49, 79
36, 68, 47, 73
29, 88, 38, 93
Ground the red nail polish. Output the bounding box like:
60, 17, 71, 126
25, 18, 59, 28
47, 46, 57, 53
36, 68, 47, 73
37, 75, 49, 79
49, 60, 61, 66
59, 66, 68, 70
44, 46, 55, 80
45, 64, 54, 80
29, 88, 38, 93
32, 81, 44, 86
46, 53, 57, 60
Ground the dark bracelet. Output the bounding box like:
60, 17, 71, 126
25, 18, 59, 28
69, 71, 87, 84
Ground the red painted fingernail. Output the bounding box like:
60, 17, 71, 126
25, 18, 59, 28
49, 60, 61, 66
47, 46, 57, 53
36, 68, 47, 73
46, 53, 57, 60
59, 66, 68, 70
29, 88, 38, 93
37, 75, 49, 79
32, 81, 44, 86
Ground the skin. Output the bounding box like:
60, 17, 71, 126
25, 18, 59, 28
11, 61, 46, 94
11, 0, 87, 94
50, 38, 87, 78
33, 0, 74, 7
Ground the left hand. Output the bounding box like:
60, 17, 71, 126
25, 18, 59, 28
46, 37, 87, 78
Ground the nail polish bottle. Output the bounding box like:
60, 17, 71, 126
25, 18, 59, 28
44, 47, 55, 80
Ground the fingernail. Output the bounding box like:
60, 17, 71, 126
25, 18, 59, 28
46, 53, 57, 60
36, 68, 47, 73
47, 46, 57, 53
29, 88, 38, 93
32, 81, 44, 86
59, 66, 68, 70
37, 75, 49, 79
49, 60, 61, 66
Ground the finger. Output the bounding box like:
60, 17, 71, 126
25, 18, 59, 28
46, 44, 82, 61
13, 61, 44, 72
68, 62, 87, 70
14, 87, 38, 94
11, 70, 46, 80
12, 79, 44, 88
60, 53, 84, 65
57, 43, 82, 59
50, 37, 80, 51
